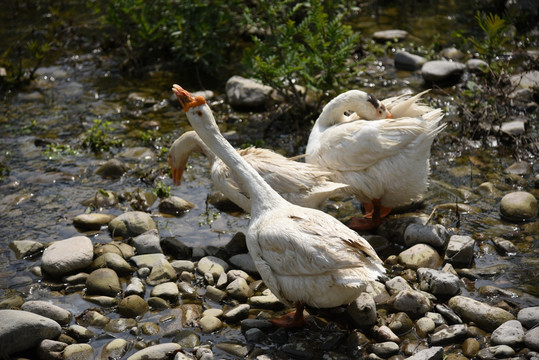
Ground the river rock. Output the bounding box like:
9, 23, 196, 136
130, 253, 166, 268
444, 235, 475, 267
501, 120, 526, 135
415, 316, 436, 337
439, 47, 465, 61
100, 338, 128, 360
390, 289, 432, 318
158, 196, 195, 216
476, 345, 515, 360
225, 75, 273, 109
72, 213, 116, 230
347, 293, 377, 328
41, 236, 94, 277
199, 315, 223, 333
37, 339, 67, 360
86, 268, 121, 296
81, 189, 118, 208
404, 223, 449, 248
63, 343, 94, 360
398, 243, 443, 269
510, 70, 539, 89
91, 252, 133, 276
373, 29, 408, 42
76, 309, 110, 328
249, 290, 285, 310
9, 239, 44, 258
171, 259, 195, 273
94, 158, 128, 179
421, 60, 466, 83
417, 268, 460, 296
518, 306, 539, 328
124, 278, 145, 297
197, 256, 229, 281
371, 341, 400, 357
462, 337, 481, 357
406, 346, 443, 360
447, 295, 515, 331
132, 229, 162, 254
126, 342, 182, 360
150, 281, 179, 302
108, 211, 156, 238
394, 51, 427, 70
21, 300, 72, 325
499, 191, 537, 221
466, 58, 489, 72
118, 295, 148, 318
388, 312, 414, 336
226, 277, 253, 301
0, 309, 62, 356
491, 237, 517, 254
66, 324, 95, 342
490, 319, 525, 346
385, 276, 413, 295
223, 303, 250, 323
161, 237, 192, 259
429, 324, 468, 345
146, 257, 177, 285
524, 326, 539, 351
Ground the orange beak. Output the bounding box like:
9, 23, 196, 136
172, 84, 206, 112
168, 155, 187, 186
386, 112, 393, 119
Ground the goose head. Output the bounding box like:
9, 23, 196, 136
168, 131, 211, 185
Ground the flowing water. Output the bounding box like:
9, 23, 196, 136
0, 0, 537, 356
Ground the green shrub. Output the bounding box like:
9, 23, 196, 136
243, 0, 360, 115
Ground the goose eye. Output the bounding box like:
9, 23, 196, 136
196, 111, 203, 116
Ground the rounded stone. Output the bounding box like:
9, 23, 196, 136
517, 306, 539, 329
398, 244, 443, 269
41, 236, 94, 277
63, 343, 94, 360
91, 252, 134, 276
150, 281, 179, 302
108, 211, 157, 239
500, 191, 537, 222
462, 337, 480, 358
447, 295, 515, 332
158, 196, 195, 216
347, 293, 377, 328
21, 300, 72, 325
421, 60, 466, 82
197, 256, 230, 280
86, 268, 122, 297
225, 277, 253, 301
94, 158, 128, 179
73, 213, 116, 230
388, 312, 414, 336
118, 295, 148, 318
100, 338, 128, 360
126, 343, 181, 360
524, 326, 539, 351
390, 290, 432, 318
199, 315, 223, 333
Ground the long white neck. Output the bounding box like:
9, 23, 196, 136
186, 105, 287, 216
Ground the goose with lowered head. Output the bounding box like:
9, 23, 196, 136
306, 90, 445, 230
172, 84, 385, 328
168, 131, 348, 212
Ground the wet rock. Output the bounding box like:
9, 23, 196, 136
21, 300, 72, 325
223, 303, 250, 323
415, 316, 436, 337
447, 295, 515, 331
510, 70, 539, 89
205, 285, 226, 302
394, 51, 427, 70
385, 276, 413, 296
244, 327, 267, 343
372, 341, 400, 357
76, 309, 110, 328
281, 341, 317, 359
173, 329, 200, 349
466, 58, 489, 73
226, 277, 253, 301
171, 259, 195, 274
388, 312, 414, 336
444, 235, 475, 267
404, 223, 449, 248
476, 345, 515, 360
491, 319, 525, 346
150, 281, 179, 303
417, 268, 460, 296
491, 237, 517, 255
501, 120, 526, 135
146, 257, 177, 285
147, 297, 169, 310
0, 309, 62, 356
125, 277, 146, 296
477, 182, 502, 197
425, 312, 446, 327
83, 295, 118, 307
517, 306, 539, 329
374, 325, 400, 343
92, 252, 134, 276
108, 211, 157, 238
126, 343, 182, 360
158, 196, 195, 216
100, 338, 128, 360
104, 318, 137, 333
240, 318, 274, 332
63, 343, 94, 360
132, 229, 162, 254
72, 213, 116, 230
178, 281, 197, 299
524, 326, 539, 351
197, 256, 230, 281
499, 191, 537, 222
118, 147, 155, 160
505, 161, 532, 175
347, 293, 377, 328
94, 158, 128, 179
462, 337, 481, 358
390, 289, 432, 318
229, 253, 258, 274
248, 290, 285, 310
37, 339, 67, 360
118, 295, 148, 318
225, 75, 273, 109
66, 324, 95, 342
439, 47, 465, 61
405, 347, 443, 360
161, 237, 192, 259
81, 189, 119, 208
398, 244, 443, 269
96, 242, 134, 259
421, 60, 466, 83
373, 29, 408, 42
130, 253, 166, 268
86, 268, 122, 297
199, 315, 223, 333
41, 236, 94, 277
9, 239, 44, 258
434, 304, 462, 324
429, 324, 467, 345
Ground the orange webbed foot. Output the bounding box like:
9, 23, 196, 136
269, 303, 307, 328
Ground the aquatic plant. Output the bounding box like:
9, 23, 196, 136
469, 11, 511, 64
42, 143, 80, 160
243, 0, 360, 115
153, 180, 171, 198
81, 119, 123, 153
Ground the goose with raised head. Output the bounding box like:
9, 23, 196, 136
172, 84, 385, 328
168, 131, 348, 212
306, 90, 445, 230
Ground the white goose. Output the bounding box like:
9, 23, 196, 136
306, 90, 445, 230
168, 131, 348, 212
172, 84, 385, 327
